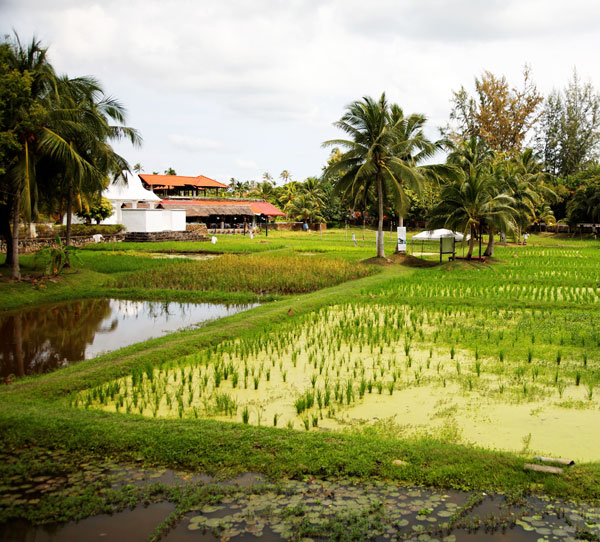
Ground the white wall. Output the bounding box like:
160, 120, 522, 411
120, 209, 186, 232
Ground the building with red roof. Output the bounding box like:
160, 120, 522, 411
136, 173, 286, 231
139, 174, 228, 197
159, 198, 285, 230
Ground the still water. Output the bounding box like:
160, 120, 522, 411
0, 298, 257, 379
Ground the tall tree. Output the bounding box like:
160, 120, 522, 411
284, 192, 325, 223
58, 75, 141, 245
428, 165, 516, 259
279, 170, 291, 184
1, 35, 58, 279
0, 34, 140, 278
324, 94, 450, 258
536, 71, 600, 177
446, 67, 543, 156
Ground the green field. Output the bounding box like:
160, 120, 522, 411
1, 229, 600, 519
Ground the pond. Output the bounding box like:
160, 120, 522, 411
0, 299, 258, 379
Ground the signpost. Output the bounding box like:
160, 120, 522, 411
440, 236, 455, 262
397, 227, 407, 253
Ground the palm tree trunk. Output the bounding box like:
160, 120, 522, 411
484, 227, 495, 257
14, 312, 24, 378
466, 224, 475, 259
376, 171, 385, 258
65, 179, 73, 246
11, 193, 21, 280
1, 203, 13, 267
362, 213, 366, 241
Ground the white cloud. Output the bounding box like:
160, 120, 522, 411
168, 134, 225, 153
3, 0, 600, 181
235, 158, 259, 170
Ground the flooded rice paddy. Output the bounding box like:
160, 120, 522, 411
78, 303, 600, 461
0, 299, 257, 379
0, 447, 598, 542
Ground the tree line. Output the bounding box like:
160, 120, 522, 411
238, 68, 600, 259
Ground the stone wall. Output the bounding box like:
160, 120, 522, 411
268, 222, 326, 232
123, 230, 208, 242
1, 234, 125, 254
186, 223, 209, 235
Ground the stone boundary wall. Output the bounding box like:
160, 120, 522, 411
269, 222, 326, 232
123, 230, 208, 242
186, 223, 209, 235
1, 234, 125, 254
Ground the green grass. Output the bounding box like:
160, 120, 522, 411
1, 231, 600, 506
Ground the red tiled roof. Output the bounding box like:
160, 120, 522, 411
139, 174, 228, 189
250, 201, 286, 216
160, 199, 286, 217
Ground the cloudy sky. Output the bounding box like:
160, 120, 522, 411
3, 0, 599, 184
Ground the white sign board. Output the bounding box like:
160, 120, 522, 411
397, 227, 407, 252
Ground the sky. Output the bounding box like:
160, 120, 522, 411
3, 0, 600, 185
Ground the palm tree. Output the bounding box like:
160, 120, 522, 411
323, 93, 442, 258
284, 193, 325, 223
278, 181, 300, 209
301, 177, 326, 207
1, 34, 140, 278
280, 170, 291, 184
428, 165, 516, 259
1, 35, 56, 279
262, 172, 273, 185
57, 75, 141, 245
252, 181, 277, 204
445, 137, 500, 255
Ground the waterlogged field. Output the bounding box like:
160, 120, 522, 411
78, 239, 600, 462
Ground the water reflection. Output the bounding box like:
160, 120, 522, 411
0, 299, 257, 379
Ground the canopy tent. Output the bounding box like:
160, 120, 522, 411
412, 228, 469, 241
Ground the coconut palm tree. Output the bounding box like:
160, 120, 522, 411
1, 35, 56, 279
300, 177, 326, 207
280, 170, 291, 184
57, 75, 141, 245
278, 180, 300, 209
445, 137, 501, 255
1, 34, 140, 278
284, 192, 325, 223
323, 93, 446, 258
428, 165, 516, 259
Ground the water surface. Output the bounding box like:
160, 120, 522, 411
0, 299, 257, 379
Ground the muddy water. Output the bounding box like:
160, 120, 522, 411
0, 299, 257, 379
0, 447, 597, 542
0, 502, 175, 542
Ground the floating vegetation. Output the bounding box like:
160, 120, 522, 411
76, 295, 600, 460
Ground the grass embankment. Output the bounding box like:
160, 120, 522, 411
1, 231, 600, 509
0, 230, 382, 310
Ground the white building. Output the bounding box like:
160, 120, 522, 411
102, 173, 186, 233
